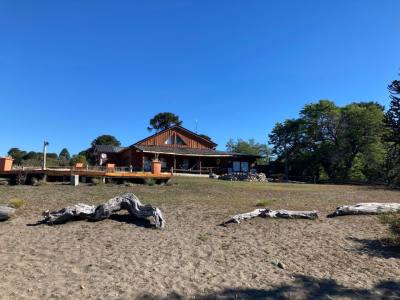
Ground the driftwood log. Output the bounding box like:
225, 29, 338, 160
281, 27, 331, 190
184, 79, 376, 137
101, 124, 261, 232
42, 193, 165, 228
328, 202, 400, 218
0, 205, 16, 221
223, 208, 319, 225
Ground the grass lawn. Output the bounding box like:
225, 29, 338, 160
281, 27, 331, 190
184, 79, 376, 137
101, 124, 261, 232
0, 177, 399, 299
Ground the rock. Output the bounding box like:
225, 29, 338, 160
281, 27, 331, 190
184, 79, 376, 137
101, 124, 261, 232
0, 205, 16, 221
0, 179, 9, 185
218, 172, 268, 182
277, 262, 285, 269
209, 173, 218, 179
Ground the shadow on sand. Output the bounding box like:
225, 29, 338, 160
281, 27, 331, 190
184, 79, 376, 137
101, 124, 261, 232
137, 275, 400, 300
347, 236, 400, 259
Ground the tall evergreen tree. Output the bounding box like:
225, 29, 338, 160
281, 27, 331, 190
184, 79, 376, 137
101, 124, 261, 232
147, 112, 182, 132
385, 79, 400, 185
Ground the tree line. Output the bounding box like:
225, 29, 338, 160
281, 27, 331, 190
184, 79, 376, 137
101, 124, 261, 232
269, 76, 400, 185
6, 84, 399, 186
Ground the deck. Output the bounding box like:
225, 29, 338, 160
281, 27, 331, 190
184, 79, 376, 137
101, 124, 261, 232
0, 167, 172, 184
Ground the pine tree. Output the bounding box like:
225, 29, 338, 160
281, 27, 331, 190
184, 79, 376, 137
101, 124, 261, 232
385, 79, 400, 185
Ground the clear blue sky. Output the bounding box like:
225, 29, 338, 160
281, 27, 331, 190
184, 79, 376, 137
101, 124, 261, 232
0, 0, 399, 155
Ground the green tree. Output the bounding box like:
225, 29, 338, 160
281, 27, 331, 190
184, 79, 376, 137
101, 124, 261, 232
148, 112, 182, 132
59, 148, 71, 166
90, 135, 121, 147
226, 138, 271, 164
385, 78, 400, 185
70, 154, 88, 166
59, 148, 71, 160
269, 119, 306, 180
269, 100, 386, 183
7, 148, 27, 164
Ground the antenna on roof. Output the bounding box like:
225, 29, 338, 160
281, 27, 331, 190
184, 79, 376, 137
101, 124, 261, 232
195, 119, 198, 133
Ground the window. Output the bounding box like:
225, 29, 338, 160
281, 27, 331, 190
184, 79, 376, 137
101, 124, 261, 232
165, 135, 174, 145
233, 161, 241, 172
176, 135, 186, 145
164, 134, 186, 145
241, 162, 249, 172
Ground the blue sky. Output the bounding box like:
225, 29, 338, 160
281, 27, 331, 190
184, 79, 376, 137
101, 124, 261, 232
0, 0, 399, 155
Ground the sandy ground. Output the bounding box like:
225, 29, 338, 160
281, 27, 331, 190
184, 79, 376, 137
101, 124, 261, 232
0, 178, 400, 299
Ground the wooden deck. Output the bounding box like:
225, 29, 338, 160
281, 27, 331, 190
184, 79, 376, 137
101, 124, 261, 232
0, 168, 172, 183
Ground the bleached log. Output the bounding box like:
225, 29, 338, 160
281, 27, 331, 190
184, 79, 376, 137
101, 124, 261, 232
223, 208, 319, 225
0, 205, 16, 221
42, 203, 96, 224
41, 193, 165, 228
327, 202, 400, 218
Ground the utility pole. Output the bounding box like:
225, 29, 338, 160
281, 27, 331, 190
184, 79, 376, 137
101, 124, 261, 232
42, 140, 49, 170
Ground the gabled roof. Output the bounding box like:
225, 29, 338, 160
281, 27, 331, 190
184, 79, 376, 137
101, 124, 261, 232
131, 125, 218, 148
133, 145, 260, 158
93, 145, 126, 154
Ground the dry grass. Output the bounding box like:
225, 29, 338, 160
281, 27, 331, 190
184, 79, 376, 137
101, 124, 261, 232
8, 198, 25, 208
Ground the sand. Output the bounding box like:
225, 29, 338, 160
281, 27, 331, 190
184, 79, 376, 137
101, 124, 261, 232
0, 179, 399, 299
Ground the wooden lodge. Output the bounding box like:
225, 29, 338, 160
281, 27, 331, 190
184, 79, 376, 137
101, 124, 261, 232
96, 126, 259, 175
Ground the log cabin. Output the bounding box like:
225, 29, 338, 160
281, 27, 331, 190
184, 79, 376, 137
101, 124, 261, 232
95, 126, 259, 174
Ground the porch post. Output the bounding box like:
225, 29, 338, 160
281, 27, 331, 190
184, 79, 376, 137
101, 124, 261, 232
173, 155, 176, 170
199, 158, 202, 174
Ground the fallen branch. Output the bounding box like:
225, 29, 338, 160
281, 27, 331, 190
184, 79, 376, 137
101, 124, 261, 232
327, 202, 400, 218
42, 193, 165, 228
223, 208, 319, 225
0, 205, 16, 221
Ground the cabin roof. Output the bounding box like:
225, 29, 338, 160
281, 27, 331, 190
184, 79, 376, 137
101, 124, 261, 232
133, 145, 260, 158
94, 145, 126, 154
132, 125, 217, 148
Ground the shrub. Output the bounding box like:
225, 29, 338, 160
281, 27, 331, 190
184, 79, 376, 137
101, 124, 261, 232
198, 233, 209, 242
70, 154, 88, 166
255, 199, 274, 207
380, 213, 400, 245
8, 198, 25, 208
31, 177, 45, 186
91, 177, 102, 185
144, 178, 156, 186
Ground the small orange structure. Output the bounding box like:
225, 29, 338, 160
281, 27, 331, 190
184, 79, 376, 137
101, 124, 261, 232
106, 163, 115, 172
0, 157, 13, 172
75, 163, 84, 169
151, 160, 161, 175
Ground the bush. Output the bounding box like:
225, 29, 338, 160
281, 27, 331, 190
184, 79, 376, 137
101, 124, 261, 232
255, 199, 274, 207
91, 177, 102, 185
8, 198, 25, 208
144, 178, 156, 186
70, 155, 88, 166
380, 213, 400, 245
31, 177, 45, 186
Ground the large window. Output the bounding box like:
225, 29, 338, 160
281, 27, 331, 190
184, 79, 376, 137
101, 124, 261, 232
176, 135, 186, 145
164, 134, 186, 146
165, 136, 174, 145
